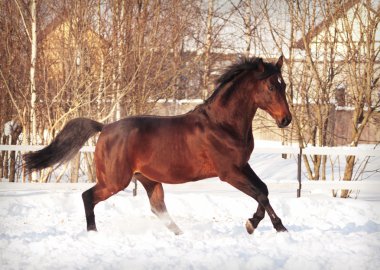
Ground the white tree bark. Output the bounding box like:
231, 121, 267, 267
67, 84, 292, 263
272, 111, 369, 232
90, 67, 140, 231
30, 0, 38, 182
115, 0, 125, 120
244, 0, 251, 57
202, 0, 214, 100
30, 0, 37, 144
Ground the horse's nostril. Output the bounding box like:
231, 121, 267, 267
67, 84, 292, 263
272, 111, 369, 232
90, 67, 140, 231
279, 116, 292, 128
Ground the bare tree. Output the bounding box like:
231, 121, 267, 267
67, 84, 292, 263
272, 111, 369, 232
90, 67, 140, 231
201, 0, 214, 99
260, 0, 351, 180
30, 0, 37, 146
1, 0, 206, 182
0, 1, 29, 181
258, 0, 379, 192
339, 1, 380, 197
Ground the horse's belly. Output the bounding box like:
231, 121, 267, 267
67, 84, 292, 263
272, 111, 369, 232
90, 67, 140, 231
136, 154, 217, 184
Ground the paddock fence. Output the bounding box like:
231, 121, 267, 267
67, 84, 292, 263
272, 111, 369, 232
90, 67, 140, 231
0, 144, 379, 197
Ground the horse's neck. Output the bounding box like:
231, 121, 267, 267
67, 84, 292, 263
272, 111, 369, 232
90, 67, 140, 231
201, 90, 257, 138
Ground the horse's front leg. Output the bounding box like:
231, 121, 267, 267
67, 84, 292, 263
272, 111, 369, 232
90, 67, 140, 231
242, 165, 287, 234
245, 204, 266, 234
220, 164, 287, 234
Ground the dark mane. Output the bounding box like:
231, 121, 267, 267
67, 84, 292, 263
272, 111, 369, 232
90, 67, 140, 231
204, 57, 280, 105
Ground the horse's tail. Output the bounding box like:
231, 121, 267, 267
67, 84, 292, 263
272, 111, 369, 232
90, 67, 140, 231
23, 118, 104, 171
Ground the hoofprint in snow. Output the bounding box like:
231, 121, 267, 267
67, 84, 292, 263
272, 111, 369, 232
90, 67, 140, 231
1, 143, 379, 270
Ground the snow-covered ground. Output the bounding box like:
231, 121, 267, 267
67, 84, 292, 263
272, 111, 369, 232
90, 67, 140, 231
1, 182, 379, 270
0, 143, 379, 270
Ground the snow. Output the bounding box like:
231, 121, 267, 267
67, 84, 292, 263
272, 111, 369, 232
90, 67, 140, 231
1, 183, 379, 270
0, 142, 379, 269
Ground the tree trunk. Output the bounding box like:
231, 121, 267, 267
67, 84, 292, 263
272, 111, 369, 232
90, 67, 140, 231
340, 155, 355, 198
9, 124, 22, 182
202, 0, 214, 99
244, 0, 251, 57
115, 0, 125, 120
70, 152, 81, 183
1, 135, 9, 179
30, 0, 38, 182
84, 152, 96, 183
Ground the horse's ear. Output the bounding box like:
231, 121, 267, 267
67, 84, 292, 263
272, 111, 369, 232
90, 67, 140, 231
276, 55, 284, 70
257, 58, 265, 73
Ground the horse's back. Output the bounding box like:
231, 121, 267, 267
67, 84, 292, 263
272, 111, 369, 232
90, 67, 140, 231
95, 114, 217, 183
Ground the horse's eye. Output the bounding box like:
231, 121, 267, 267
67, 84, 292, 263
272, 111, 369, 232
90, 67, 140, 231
269, 85, 275, 91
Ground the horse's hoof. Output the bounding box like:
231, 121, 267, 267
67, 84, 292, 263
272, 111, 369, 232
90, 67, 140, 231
168, 222, 183, 235
245, 219, 255, 234
87, 225, 98, 232
275, 224, 288, 233
174, 229, 184, 235
273, 218, 288, 232
277, 227, 288, 233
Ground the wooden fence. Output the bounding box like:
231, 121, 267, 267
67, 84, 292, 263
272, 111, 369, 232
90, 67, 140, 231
0, 144, 379, 197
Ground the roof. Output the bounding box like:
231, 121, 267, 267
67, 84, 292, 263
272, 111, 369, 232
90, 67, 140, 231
293, 0, 362, 50
38, 10, 110, 49
37, 10, 69, 43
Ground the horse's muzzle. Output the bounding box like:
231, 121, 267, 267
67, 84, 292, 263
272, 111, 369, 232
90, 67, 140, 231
278, 115, 292, 128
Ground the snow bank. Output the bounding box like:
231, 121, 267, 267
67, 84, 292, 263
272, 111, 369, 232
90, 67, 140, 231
0, 182, 379, 270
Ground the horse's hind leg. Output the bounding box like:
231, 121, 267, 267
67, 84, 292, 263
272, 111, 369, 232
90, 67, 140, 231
82, 175, 132, 231
134, 174, 183, 235
82, 183, 113, 231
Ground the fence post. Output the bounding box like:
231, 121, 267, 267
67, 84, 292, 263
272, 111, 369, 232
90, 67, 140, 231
297, 147, 302, 198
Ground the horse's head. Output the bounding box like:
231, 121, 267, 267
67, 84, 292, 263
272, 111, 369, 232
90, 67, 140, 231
253, 56, 292, 128
208, 56, 292, 128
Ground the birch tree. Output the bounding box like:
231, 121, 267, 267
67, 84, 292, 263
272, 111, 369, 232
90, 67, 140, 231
30, 0, 38, 182
202, 0, 214, 99
30, 0, 37, 146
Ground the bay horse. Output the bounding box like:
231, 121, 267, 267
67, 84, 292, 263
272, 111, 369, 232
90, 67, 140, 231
24, 56, 292, 235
